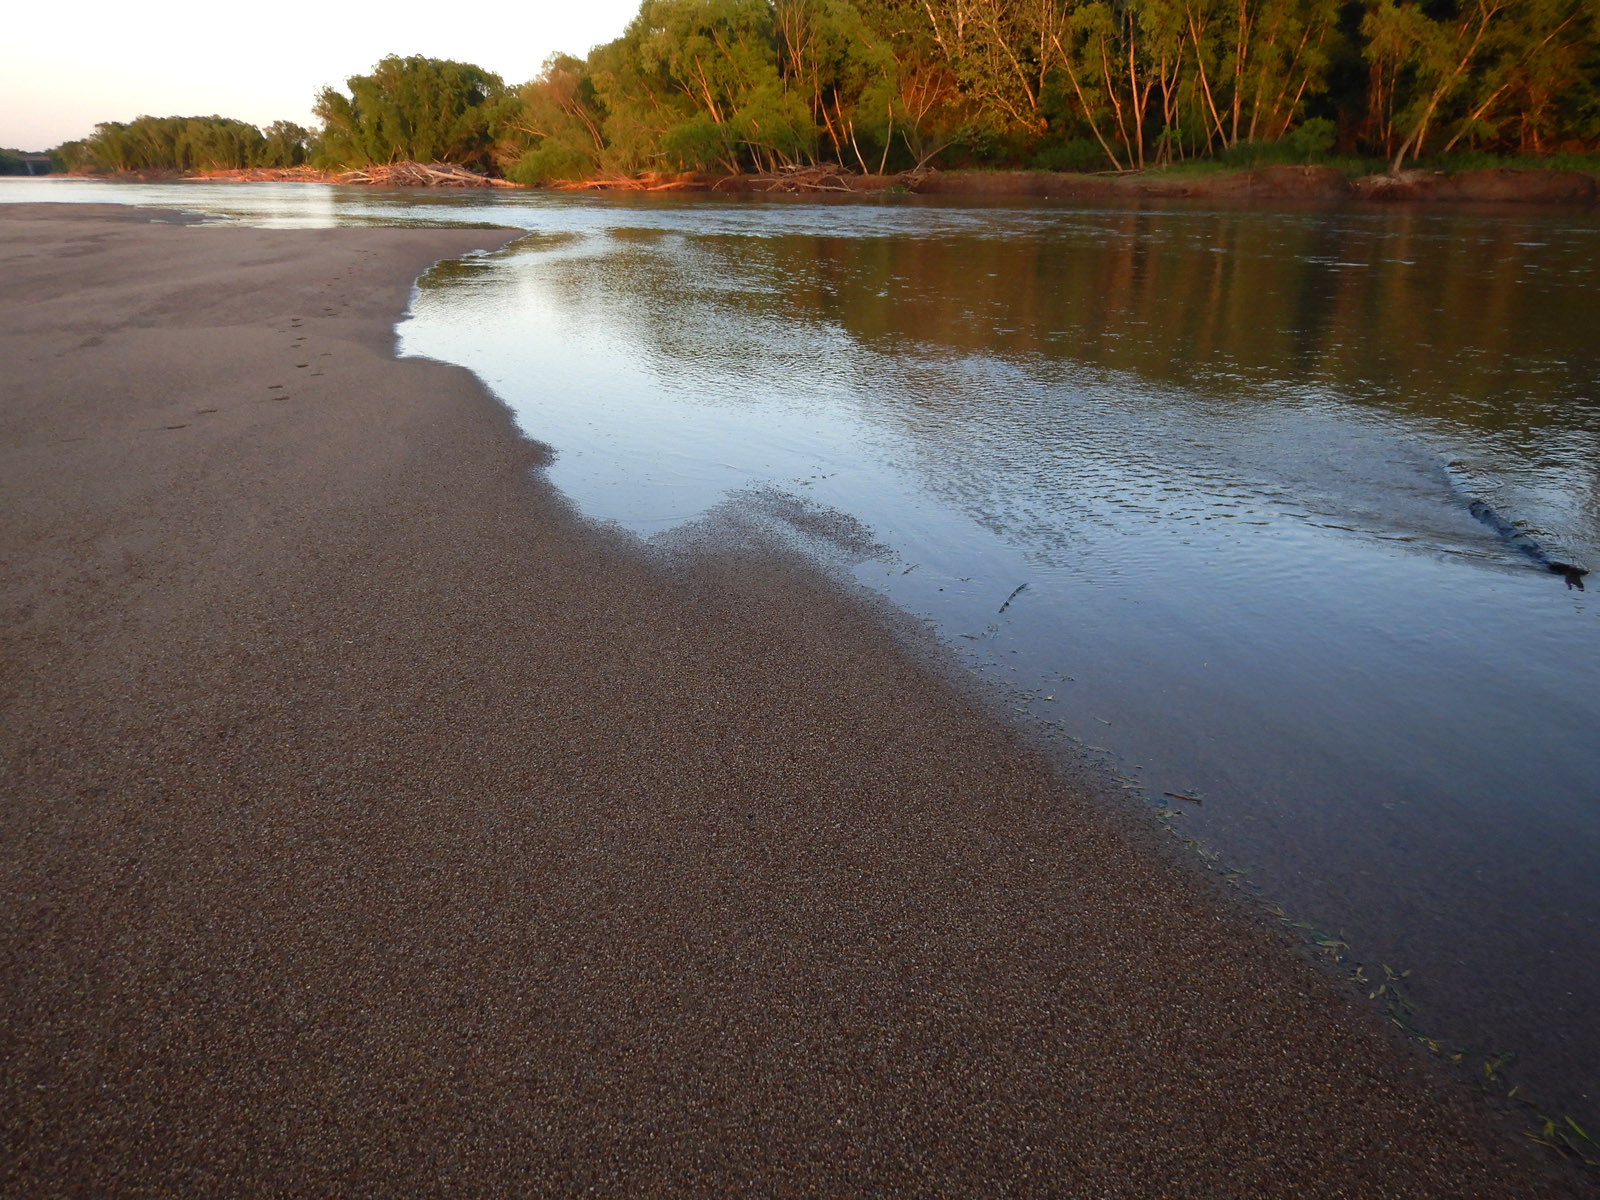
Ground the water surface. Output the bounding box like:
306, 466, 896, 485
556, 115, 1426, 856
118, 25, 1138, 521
7, 177, 1597, 1129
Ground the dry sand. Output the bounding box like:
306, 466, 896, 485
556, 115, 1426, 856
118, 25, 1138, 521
0, 203, 1585, 1197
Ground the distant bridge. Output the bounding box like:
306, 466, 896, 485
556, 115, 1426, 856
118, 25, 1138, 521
9, 153, 53, 176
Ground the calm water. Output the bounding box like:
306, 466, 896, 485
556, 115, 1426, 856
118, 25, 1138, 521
6, 177, 1598, 1127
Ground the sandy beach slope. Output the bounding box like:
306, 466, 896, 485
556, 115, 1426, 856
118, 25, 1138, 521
0, 204, 1583, 1197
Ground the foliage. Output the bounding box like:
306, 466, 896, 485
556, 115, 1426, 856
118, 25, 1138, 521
1031, 137, 1112, 170
506, 143, 595, 184
1363, 0, 1599, 169
498, 54, 607, 180
585, 0, 812, 172
498, 0, 1597, 179
48, 2, 1600, 182
260, 121, 314, 167
314, 56, 510, 170
50, 116, 312, 174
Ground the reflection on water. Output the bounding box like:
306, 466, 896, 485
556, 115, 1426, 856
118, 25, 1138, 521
406, 205, 1600, 1133
6, 177, 1599, 1129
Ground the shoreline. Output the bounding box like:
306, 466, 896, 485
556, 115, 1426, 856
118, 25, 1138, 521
38, 160, 1600, 207
0, 203, 1586, 1196
714, 163, 1600, 206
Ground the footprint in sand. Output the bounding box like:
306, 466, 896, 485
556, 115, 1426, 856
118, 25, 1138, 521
164, 424, 188, 430
195, 408, 218, 415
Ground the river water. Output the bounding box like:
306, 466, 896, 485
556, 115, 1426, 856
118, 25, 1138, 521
6, 178, 1598, 1129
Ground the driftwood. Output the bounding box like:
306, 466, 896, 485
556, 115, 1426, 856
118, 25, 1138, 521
185, 166, 332, 183
738, 164, 856, 192
551, 165, 937, 194
188, 160, 944, 195
717, 165, 936, 193
335, 161, 514, 188
551, 171, 704, 192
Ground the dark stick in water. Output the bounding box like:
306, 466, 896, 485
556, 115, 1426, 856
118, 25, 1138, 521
1468, 499, 1589, 590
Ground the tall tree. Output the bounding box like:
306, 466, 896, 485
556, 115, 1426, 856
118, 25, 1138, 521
53, 115, 277, 173
1364, 0, 1510, 169
314, 56, 509, 169
853, 0, 972, 168
1437, 0, 1599, 153
259, 121, 314, 167
501, 54, 609, 182
774, 0, 889, 164
1181, 0, 1338, 151
591, 0, 817, 172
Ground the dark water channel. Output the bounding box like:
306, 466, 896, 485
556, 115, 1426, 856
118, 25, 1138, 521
8, 179, 1599, 1130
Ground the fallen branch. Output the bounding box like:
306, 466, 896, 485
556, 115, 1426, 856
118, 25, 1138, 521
747, 164, 854, 193
335, 161, 514, 188
551, 171, 702, 192
185, 166, 333, 183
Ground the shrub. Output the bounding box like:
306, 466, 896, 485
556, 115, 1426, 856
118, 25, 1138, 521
660, 114, 734, 172
507, 143, 594, 185
1285, 118, 1337, 160
1031, 138, 1109, 172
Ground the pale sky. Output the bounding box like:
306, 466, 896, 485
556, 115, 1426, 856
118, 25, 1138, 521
3, 0, 645, 150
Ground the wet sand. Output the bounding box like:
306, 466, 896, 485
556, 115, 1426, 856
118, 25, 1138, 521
0, 203, 1584, 1197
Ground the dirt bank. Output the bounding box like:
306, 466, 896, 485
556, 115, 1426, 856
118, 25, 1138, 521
857, 164, 1597, 206
687, 163, 1594, 205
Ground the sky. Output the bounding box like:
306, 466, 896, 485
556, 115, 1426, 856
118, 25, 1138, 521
3, 0, 645, 150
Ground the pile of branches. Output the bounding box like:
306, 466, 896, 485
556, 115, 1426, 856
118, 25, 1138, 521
186, 166, 331, 183
743, 164, 856, 192
716, 165, 937, 193
551, 171, 703, 192
335, 161, 513, 188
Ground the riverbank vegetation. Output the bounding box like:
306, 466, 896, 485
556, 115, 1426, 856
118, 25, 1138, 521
53, 116, 314, 175
49, 0, 1600, 183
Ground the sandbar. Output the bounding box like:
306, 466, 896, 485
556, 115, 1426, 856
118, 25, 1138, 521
0, 204, 1582, 1197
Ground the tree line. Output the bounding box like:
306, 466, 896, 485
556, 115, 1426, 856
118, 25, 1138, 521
54, 116, 314, 174
53, 0, 1600, 181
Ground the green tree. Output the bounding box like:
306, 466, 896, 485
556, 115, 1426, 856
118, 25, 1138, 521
178, 116, 268, 170
53, 115, 267, 173
1435, 0, 1599, 153
774, 0, 888, 163
314, 56, 510, 169
586, 0, 811, 172
501, 55, 608, 183
851, 0, 976, 168
258, 121, 314, 167
1182, 0, 1339, 152
1363, 0, 1518, 169
1052, 0, 1162, 168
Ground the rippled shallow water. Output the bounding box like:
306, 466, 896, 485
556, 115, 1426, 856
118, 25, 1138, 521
7, 177, 1599, 1127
